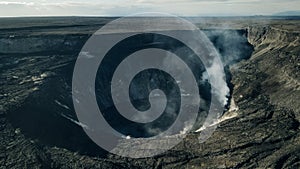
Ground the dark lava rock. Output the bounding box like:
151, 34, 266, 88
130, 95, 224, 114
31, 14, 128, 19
0, 17, 299, 168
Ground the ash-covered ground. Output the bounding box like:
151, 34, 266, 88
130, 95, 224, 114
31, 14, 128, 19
0, 17, 299, 168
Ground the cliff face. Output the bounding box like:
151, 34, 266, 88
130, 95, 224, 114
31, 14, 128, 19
220, 25, 300, 169
0, 18, 299, 168
245, 26, 300, 115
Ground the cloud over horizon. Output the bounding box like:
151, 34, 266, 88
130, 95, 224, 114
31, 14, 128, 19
0, 0, 299, 17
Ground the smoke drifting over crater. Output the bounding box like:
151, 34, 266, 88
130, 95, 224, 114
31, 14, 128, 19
204, 29, 254, 66
203, 29, 254, 110
124, 28, 254, 136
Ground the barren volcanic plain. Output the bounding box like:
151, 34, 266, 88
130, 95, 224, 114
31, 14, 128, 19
0, 16, 299, 168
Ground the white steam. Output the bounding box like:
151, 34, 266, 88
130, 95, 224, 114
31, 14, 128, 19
203, 57, 230, 106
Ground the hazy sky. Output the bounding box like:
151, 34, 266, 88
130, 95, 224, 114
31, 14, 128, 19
0, 0, 299, 17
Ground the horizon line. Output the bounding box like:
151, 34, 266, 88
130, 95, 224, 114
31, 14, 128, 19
0, 15, 300, 18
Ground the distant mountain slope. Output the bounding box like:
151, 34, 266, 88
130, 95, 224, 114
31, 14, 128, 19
274, 11, 300, 16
